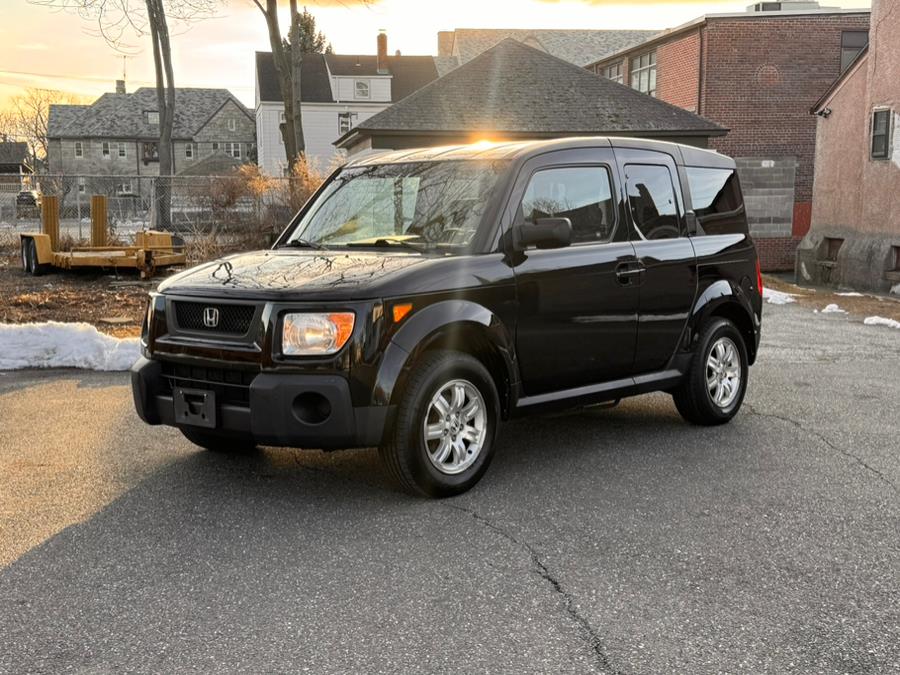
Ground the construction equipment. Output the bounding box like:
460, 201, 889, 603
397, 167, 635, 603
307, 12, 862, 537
19, 195, 186, 279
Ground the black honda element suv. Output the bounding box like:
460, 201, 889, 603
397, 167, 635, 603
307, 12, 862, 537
133, 138, 762, 497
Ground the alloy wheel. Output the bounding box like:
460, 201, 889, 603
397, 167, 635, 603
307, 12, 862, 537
706, 336, 741, 409
423, 378, 487, 475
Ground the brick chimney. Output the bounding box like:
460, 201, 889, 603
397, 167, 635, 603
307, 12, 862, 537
115, 79, 126, 94
376, 29, 388, 74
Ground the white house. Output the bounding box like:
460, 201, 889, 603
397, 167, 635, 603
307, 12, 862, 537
255, 32, 442, 175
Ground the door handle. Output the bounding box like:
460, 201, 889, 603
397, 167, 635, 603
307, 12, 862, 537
615, 263, 645, 285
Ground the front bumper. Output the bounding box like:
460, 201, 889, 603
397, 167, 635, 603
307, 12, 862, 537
131, 356, 391, 449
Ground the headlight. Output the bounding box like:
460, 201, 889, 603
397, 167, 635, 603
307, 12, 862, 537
282, 312, 355, 356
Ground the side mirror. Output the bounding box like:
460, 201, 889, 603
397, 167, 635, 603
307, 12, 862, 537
516, 217, 573, 250
685, 211, 699, 236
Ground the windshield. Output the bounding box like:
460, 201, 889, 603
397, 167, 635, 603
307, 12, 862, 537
283, 160, 508, 252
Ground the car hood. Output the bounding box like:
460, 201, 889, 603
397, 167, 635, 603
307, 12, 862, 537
157, 249, 430, 300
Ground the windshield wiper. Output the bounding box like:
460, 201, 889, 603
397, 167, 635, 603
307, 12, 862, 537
345, 238, 427, 253
280, 238, 326, 250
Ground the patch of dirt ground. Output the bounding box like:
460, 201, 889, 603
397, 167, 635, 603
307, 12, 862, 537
0, 255, 162, 337
764, 274, 900, 324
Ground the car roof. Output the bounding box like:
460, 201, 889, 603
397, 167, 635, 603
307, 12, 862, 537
344, 136, 734, 169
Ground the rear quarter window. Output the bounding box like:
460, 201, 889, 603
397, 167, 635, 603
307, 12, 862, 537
686, 167, 748, 236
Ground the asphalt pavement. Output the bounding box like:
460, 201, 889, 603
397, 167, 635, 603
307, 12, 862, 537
0, 301, 898, 674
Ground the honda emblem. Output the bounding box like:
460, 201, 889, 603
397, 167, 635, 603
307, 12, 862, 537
203, 307, 220, 328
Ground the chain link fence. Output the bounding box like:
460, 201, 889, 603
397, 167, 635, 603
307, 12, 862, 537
0, 169, 322, 263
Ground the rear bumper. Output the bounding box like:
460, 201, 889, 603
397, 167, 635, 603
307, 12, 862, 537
131, 356, 391, 449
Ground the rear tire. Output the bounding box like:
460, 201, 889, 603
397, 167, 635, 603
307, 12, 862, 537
379, 350, 500, 498
672, 317, 748, 426
26, 239, 45, 277
180, 427, 257, 454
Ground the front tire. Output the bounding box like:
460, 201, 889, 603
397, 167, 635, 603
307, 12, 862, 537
673, 318, 748, 426
180, 427, 257, 454
379, 350, 500, 498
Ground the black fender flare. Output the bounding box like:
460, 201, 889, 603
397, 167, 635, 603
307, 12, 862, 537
688, 279, 760, 364
372, 300, 518, 411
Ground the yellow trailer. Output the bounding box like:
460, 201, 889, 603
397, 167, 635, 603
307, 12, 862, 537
19, 195, 186, 279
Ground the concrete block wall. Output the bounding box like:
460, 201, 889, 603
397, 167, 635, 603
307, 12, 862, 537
735, 157, 798, 270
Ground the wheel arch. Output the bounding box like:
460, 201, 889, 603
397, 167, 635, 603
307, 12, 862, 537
689, 280, 758, 365
373, 300, 518, 418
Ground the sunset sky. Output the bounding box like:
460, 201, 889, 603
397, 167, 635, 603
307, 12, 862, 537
0, 0, 871, 108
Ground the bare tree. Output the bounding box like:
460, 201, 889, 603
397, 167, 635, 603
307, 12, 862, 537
0, 89, 88, 167
251, 2, 337, 171
30, 0, 219, 226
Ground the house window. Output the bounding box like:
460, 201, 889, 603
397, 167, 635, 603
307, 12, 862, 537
74, 141, 83, 158
630, 50, 657, 96
227, 118, 236, 131
117, 181, 133, 196
118, 142, 127, 158
185, 143, 194, 159
338, 112, 357, 134
604, 62, 623, 85
77, 178, 86, 194
354, 80, 370, 99
224, 142, 241, 159
279, 111, 286, 123
102, 141, 111, 158
142, 142, 159, 163
147, 111, 159, 125
871, 109, 892, 160
841, 31, 868, 72
212, 142, 219, 151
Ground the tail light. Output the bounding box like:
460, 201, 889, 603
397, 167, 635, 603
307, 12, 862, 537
756, 258, 763, 296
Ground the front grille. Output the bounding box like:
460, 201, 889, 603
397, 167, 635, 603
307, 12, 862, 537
160, 361, 257, 406
173, 300, 255, 335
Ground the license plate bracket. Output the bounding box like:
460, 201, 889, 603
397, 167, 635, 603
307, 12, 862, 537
173, 387, 217, 429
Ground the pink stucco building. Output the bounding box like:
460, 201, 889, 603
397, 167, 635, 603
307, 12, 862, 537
798, 0, 900, 292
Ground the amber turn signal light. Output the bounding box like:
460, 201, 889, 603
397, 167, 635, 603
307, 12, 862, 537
392, 303, 413, 323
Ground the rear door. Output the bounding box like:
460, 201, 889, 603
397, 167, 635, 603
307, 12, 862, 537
614, 148, 697, 375
508, 148, 639, 395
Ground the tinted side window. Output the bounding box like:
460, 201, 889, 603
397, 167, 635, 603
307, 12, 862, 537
624, 164, 680, 240
686, 167, 747, 235
521, 166, 616, 244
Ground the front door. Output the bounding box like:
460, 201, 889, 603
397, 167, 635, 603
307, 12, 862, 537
509, 148, 640, 395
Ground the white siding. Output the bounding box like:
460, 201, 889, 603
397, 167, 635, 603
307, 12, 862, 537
256, 102, 286, 176
256, 101, 388, 175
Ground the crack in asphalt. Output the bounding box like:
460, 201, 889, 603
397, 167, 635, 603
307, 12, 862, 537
744, 403, 898, 495
284, 455, 625, 673
446, 504, 625, 675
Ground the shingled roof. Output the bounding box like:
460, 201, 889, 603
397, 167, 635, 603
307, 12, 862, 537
47, 88, 250, 140
255, 52, 440, 104
336, 39, 725, 147
443, 28, 660, 67
0, 141, 30, 167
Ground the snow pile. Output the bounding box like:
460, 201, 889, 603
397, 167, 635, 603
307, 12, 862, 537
821, 304, 847, 314
864, 316, 900, 330
762, 288, 796, 305
836, 291, 864, 297
0, 322, 140, 371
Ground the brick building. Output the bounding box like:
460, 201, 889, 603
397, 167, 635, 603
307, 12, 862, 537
587, 3, 870, 270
